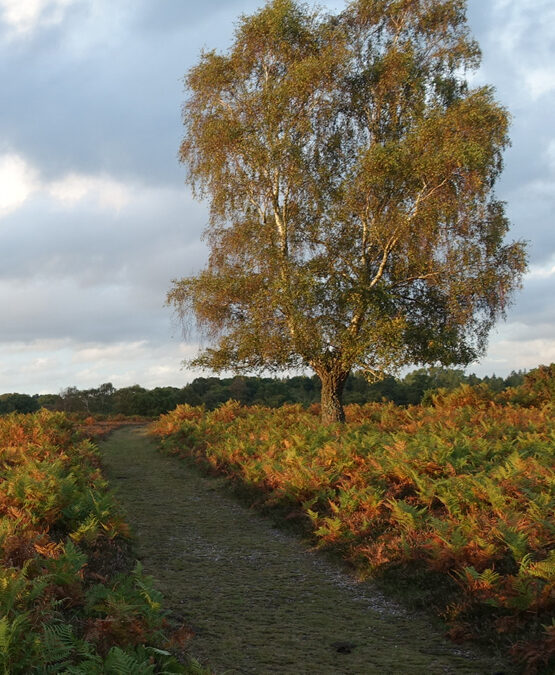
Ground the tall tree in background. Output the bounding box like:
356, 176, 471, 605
169, 0, 527, 423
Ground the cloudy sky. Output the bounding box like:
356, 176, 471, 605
0, 0, 553, 395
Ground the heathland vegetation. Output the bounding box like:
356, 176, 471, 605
0, 410, 204, 673
150, 366, 554, 672
1, 0, 550, 671
0, 366, 552, 672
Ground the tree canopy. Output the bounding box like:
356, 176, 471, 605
169, 0, 527, 423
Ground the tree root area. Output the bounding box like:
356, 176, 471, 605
100, 427, 509, 675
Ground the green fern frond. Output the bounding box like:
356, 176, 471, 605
0, 613, 29, 669
104, 646, 156, 674
40, 621, 80, 669
69, 514, 100, 545
526, 550, 555, 581
134, 579, 162, 612
478, 568, 501, 587
0, 569, 28, 615
0, 616, 12, 654
387, 499, 426, 533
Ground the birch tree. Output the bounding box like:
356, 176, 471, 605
169, 0, 527, 423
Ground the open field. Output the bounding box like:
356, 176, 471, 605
151, 366, 554, 673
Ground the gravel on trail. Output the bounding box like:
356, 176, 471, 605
100, 426, 510, 675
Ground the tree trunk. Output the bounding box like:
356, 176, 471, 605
318, 368, 349, 425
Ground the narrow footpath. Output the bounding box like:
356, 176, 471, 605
100, 426, 509, 675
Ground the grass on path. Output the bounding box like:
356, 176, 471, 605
100, 426, 510, 675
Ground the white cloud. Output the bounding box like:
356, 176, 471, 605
475, 336, 555, 375
527, 257, 555, 280
147, 364, 176, 378
0, 0, 75, 36
490, 0, 555, 101
0, 152, 133, 217
546, 141, 555, 171
72, 341, 150, 364
524, 67, 555, 101
48, 173, 131, 210
0, 154, 37, 216
20, 356, 58, 375
0, 338, 199, 394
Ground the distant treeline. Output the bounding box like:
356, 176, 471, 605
0, 368, 527, 417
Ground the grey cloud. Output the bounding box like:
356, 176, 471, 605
0, 184, 209, 347
0, 0, 344, 187
0, 2, 197, 185
131, 0, 261, 36
502, 322, 555, 343
0, 0, 553, 392
506, 274, 555, 328
465, 0, 555, 268
0, 187, 207, 285
505, 181, 555, 264
0, 278, 168, 343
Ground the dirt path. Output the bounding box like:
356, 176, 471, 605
100, 426, 509, 675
